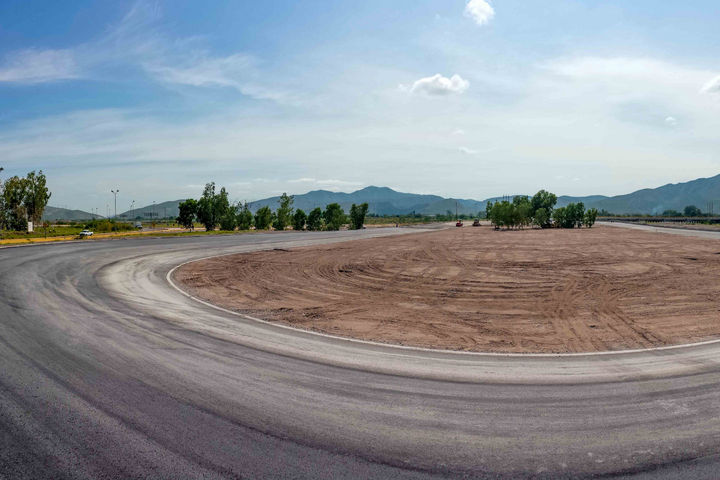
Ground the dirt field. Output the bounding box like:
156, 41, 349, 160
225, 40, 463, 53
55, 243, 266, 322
174, 226, 720, 353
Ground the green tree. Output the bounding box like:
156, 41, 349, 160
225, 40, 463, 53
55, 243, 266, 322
349, 203, 369, 230
196, 182, 218, 231
531, 189, 557, 227
236, 202, 253, 230
323, 203, 345, 231
552, 206, 568, 228
24, 170, 51, 224
292, 208, 307, 231
254, 205, 273, 230
2, 175, 29, 231
307, 207, 324, 231
214, 187, 231, 222
512, 196, 532, 228
583, 208, 598, 228
533, 207, 549, 228
684, 205, 702, 217
177, 199, 198, 230
273, 193, 294, 230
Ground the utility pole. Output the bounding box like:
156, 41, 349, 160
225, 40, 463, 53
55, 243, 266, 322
111, 189, 119, 218
130, 200, 135, 220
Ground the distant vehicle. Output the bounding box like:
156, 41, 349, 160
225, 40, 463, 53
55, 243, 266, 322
472, 219, 481, 227
135, 222, 143, 229
456, 220, 463, 227
79, 230, 93, 237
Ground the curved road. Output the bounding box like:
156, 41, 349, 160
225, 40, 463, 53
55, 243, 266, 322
2, 226, 720, 479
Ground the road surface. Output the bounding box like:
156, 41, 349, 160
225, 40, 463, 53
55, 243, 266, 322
2, 226, 720, 479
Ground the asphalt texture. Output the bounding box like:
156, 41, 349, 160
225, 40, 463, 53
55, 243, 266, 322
2, 225, 720, 479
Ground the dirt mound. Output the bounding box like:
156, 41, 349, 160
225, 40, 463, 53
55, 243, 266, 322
174, 226, 720, 353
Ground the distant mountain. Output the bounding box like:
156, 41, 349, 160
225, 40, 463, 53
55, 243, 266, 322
118, 200, 183, 219
116, 174, 720, 219
578, 174, 720, 215
248, 186, 487, 216
42, 206, 101, 221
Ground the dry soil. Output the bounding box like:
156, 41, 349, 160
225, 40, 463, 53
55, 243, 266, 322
174, 226, 720, 353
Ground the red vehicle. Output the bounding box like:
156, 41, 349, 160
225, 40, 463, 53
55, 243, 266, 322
456, 220, 463, 227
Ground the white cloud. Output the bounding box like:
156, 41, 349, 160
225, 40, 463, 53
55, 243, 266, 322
403, 73, 469, 96
458, 146, 478, 154
464, 0, 495, 26
701, 75, 720, 95
0, 49, 79, 84
664, 116, 678, 126
452, 129, 466, 136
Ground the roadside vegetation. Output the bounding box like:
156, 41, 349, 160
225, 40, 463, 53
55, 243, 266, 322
175, 182, 370, 232
0, 169, 51, 236
487, 190, 599, 230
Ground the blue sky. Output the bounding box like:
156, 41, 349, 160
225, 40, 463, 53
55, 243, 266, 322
1, 0, 719, 212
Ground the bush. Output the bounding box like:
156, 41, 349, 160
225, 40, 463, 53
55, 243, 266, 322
307, 207, 323, 231
84, 219, 134, 233
349, 203, 369, 230
236, 202, 253, 230
583, 208, 598, 228
254, 206, 273, 230
323, 203, 345, 231
219, 211, 237, 231
292, 209, 307, 231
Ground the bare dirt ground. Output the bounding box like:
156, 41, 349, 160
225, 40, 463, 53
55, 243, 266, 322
174, 226, 720, 353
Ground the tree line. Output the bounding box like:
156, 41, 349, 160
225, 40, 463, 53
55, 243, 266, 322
0, 168, 51, 231
487, 190, 598, 229
177, 182, 369, 232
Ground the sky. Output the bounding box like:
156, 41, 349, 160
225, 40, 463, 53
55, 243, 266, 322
0, 0, 719, 213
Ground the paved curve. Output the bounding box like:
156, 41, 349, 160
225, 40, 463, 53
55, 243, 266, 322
2, 226, 720, 479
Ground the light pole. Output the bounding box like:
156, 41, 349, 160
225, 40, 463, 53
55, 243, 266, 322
130, 200, 135, 221
111, 189, 119, 218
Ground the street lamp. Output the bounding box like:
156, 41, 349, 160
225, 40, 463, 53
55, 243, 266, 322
111, 189, 119, 218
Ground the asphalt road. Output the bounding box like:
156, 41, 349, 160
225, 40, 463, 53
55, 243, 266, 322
3, 225, 720, 479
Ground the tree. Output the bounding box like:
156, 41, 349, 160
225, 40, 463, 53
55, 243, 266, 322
533, 208, 549, 228
684, 205, 702, 217
273, 193, 294, 230
177, 199, 198, 230
196, 182, 218, 231
292, 209, 307, 231
307, 207, 324, 231
349, 203, 369, 230
2, 175, 29, 231
23, 170, 51, 224
323, 203, 345, 231
236, 202, 253, 230
531, 190, 557, 227
583, 208, 598, 228
512, 196, 532, 228
254, 205, 273, 230
662, 209, 682, 217
552, 206, 568, 228
214, 187, 231, 222
219, 208, 237, 231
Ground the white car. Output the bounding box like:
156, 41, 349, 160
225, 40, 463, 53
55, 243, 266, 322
79, 229, 94, 237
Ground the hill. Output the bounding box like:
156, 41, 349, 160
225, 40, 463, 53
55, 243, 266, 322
42, 206, 101, 221
116, 174, 720, 219
580, 174, 720, 214
117, 200, 183, 219
249, 186, 487, 216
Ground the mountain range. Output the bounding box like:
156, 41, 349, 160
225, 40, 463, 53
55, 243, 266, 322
44, 173, 720, 220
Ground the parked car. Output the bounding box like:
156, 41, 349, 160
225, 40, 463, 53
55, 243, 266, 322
79, 230, 93, 237
135, 222, 143, 229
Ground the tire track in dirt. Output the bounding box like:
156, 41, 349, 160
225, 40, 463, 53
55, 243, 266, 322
174, 226, 720, 353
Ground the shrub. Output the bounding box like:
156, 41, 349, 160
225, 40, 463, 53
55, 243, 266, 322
292, 209, 307, 231
307, 207, 323, 231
